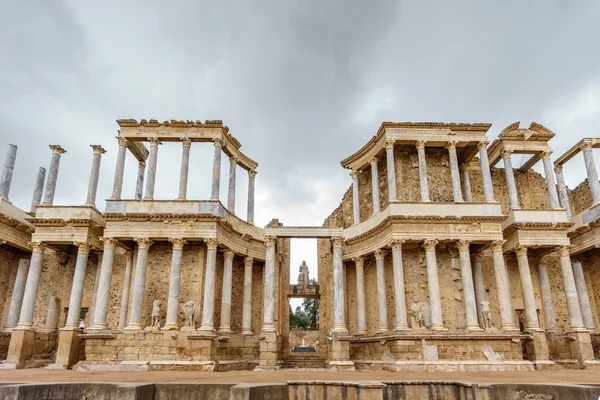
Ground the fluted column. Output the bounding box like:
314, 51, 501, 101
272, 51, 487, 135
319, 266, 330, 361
541, 151, 561, 209
30, 167, 46, 214
501, 150, 520, 209
515, 246, 541, 331
423, 239, 445, 330
416, 140, 430, 201
63, 242, 91, 328
262, 236, 276, 332
111, 137, 128, 200
177, 138, 191, 200
478, 141, 495, 202
241, 256, 254, 335
353, 256, 367, 335
4, 259, 30, 330
554, 165, 572, 218
143, 138, 161, 200
391, 240, 410, 331
491, 241, 518, 331
374, 249, 388, 333
210, 138, 223, 200
385, 140, 397, 201
472, 254, 486, 327
572, 259, 595, 330
85, 145, 106, 207
219, 249, 235, 333
332, 236, 347, 332
200, 238, 219, 333
118, 252, 133, 329
126, 238, 153, 330
446, 141, 463, 202
135, 162, 145, 201
42, 145, 66, 206
247, 170, 256, 224
370, 157, 380, 214
456, 240, 482, 331
581, 140, 600, 205
164, 238, 187, 330
556, 246, 585, 331
0, 144, 17, 201
461, 165, 473, 202
227, 157, 237, 212
351, 170, 360, 224
537, 261, 558, 331
16, 242, 45, 329
91, 238, 117, 330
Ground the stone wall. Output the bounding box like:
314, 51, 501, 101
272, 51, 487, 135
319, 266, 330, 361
288, 329, 319, 348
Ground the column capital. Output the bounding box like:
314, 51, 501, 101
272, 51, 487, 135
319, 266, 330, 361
148, 138, 162, 147
490, 240, 506, 252
30, 241, 45, 253
557, 245, 571, 257
456, 239, 470, 252
244, 256, 253, 266
181, 137, 192, 148
204, 237, 219, 250
100, 236, 118, 249
500, 149, 513, 159
445, 140, 458, 150
223, 249, 235, 260
117, 137, 130, 147
541, 150, 553, 159
415, 140, 427, 150
248, 169, 256, 179
477, 141, 489, 151
213, 138, 224, 148
168, 237, 187, 250
134, 237, 154, 250
90, 145, 106, 155
124, 251, 133, 261
390, 239, 405, 251
422, 239, 438, 252
554, 164, 563, 173
264, 235, 277, 247
369, 157, 379, 166
472, 252, 484, 262
229, 157, 238, 165
515, 245, 528, 257
350, 170, 358, 179
580, 139, 594, 152
385, 140, 395, 150
49, 145, 66, 155
74, 242, 91, 255
331, 236, 344, 248
374, 249, 386, 260
353, 256, 364, 267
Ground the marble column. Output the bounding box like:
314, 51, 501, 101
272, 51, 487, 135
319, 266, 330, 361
118, 252, 133, 329
30, 167, 46, 213
478, 142, 495, 202
332, 236, 347, 332
91, 237, 116, 330
0, 144, 17, 201
537, 261, 558, 331
163, 239, 186, 330
247, 170, 256, 224
471, 254, 486, 327
446, 141, 463, 202
41, 145, 66, 206
227, 157, 237, 212
111, 137, 129, 200
210, 138, 223, 200
370, 157, 380, 214
45, 296, 60, 330
353, 256, 367, 335
554, 165, 572, 218
557, 246, 585, 331
457, 240, 482, 331
416, 140, 430, 201
491, 241, 518, 331
385, 140, 397, 201
501, 150, 520, 209
541, 151, 561, 209
200, 238, 219, 333
461, 165, 473, 202
241, 256, 254, 335
85, 145, 106, 207
262, 236, 277, 332
423, 239, 445, 330
16, 242, 45, 329
351, 170, 360, 224
219, 249, 235, 333
572, 259, 595, 330
135, 162, 145, 201
143, 138, 161, 200
391, 240, 410, 331
374, 249, 388, 333
177, 138, 191, 200
89, 254, 102, 327
64, 242, 90, 328
581, 140, 600, 205
126, 238, 153, 330
515, 246, 541, 331
4, 259, 29, 329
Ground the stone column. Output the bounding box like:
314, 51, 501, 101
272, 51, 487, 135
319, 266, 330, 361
537, 261, 558, 331
353, 256, 367, 335
446, 141, 463, 202
501, 149, 520, 209
491, 241, 518, 331
581, 140, 600, 205
210, 138, 223, 200
0, 144, 17, 201
541, 151, 561, 209
515, 246, 541, 331
247, 170, 256, 224
164, 238, 186, 330
471, 254, 486, 327
41, 145, 66, 206
143, 138, 161, 200
374, 249, 388, 333
416, 140, 430, 201
30, 167, 46, 213
241, 256, 254, 335
118, 252, 133, 329
478, 141, 495, 202
457, 240, 482, 331
554, 165, 572, 218
219, 249, 235, 333
16, 242, 45, 329
391, 240, 410, 331
332, 236, 347, 332
135, 161, 145, 201
89, 254, 102, 327
227, 157, 237, 212
64, 242, 90, 328
461, 165, 473, 202
90, 238, 116, 330
111, 137, 128, 200
385, 140, 397, 202
262, 236, 277, 332
177, 138, 191, 200
370, 157, 380, 214
126, 238, 153, 330
423, 239, 445, 330
45, 296, 60, 330
556, 246, 585, 330
351, 170, 360, 224
572, 259, 595, 330
4, 259, 29, 330
85, 145, 106, 207
199, 238, 219, 333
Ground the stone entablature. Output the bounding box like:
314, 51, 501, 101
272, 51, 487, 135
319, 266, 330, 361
0, 198, 34, 251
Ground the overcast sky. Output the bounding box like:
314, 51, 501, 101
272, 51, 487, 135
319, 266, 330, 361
1, 1, 600, 288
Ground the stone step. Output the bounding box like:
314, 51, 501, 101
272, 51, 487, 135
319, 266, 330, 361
281, 356, 326, 369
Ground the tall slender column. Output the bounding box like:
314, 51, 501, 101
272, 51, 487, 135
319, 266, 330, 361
385, 140, 397, 201
16, 242, 45, 329
4, 259, 30, 330
143, 138, 161, 200
446, 141, 463, 202
135, 162, 145, 200
211, 138, 223, 200
177, 138, 191, 200
491, 241, 518, 331
541, 151, 560, 209
457, 240, 482, 330
501, 150, 520, 209
227, 157, 237, 212
91, 238, 116, 330
0, 144, 17, 201
556, 246, 585, 331
572, 259, 595, 330
89, 254, 102, 327
461, 165, 473, 202
374, 249, 388, 333
30, 167, 46, 213
118, 252, 133, 329
515, 246, 541, 331
111, 137, 128, 200
164, 239, 186, 330
247, 170, 256, 224
370, 157, 380, 214
353, 256, 367, 335
219, 249, 235, 333
85, 145, 106, 207
41, 145, 66, 206
537, 261, 558, 331
554, 165, 572, 218
332, 236, 347, 332
416, 140, 430, 201
64, 242, 90, 328
472, 254, 486, 327
125, 238, 153, 330
262, 236, 276, 332
391, 240, 409, 331
423, 239, 445, 330
241, 256, 254, 335
351, 170, 360, 224
478, 141, 495, 202
199, 238, 219, 333
581, 140, 600, 204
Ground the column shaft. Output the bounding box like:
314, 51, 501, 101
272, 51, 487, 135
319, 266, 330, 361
164, 239, 186, 330
370, 158, 380, 214
447, 142, 463, 202
42, 145, 66, 206
211, 139, 223, 200
85, 145, 106, 207
375, 250, 388, 333
247, 171, 255, 224
65, 244, 90, 327
472, 256, 486, 327
89, 255, 102, 327
555, 166, 572, 217
537, 262, 558, 331
351, 171, 360, 224
502, 152, 520, 209
143, 139, 160, 200
200, 239, 219, 332
219, 250, 234, 333
262, 236, 276, 331
572, 260, 595, 330
30, 167, 46, 213
457, 241, 481, 330
582, 143, 600, 204
5, 259, 29, 329
515, 247, 541, 330
478, 142, 495, 202
111, 138, 128, 200
416, 141, 430, 201
557, 247, 585, 330
461, 166, 473, 202
241, 257, 254, 334
423, 240, 444, 330
391, 242, 409, 331
16, 243, 45, 328
177, 139, 191, 200
135, 162, 145, 201
385, 142, 397, 201
542, 153, 560, 209
127, 238, 153, 329
332, 237, 346, 331
118, 253, 133, 329
227, 158, 237, 212
0, 144, 17, 201
491, 242, 518, 330
354, 257, 367, 334
91, 239, 116, 330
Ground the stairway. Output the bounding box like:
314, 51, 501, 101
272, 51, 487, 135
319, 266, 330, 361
281, 354, 327, 369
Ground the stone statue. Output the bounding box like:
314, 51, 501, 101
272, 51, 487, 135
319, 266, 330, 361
297, 260, 310, 286
411, 297, 425, 328
151, 299, 162, 329
183, 300, 196, 328
480, 300, 492, 329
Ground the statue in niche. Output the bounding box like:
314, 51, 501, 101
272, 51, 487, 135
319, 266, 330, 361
297, 261, 310, 286
411, 297, 425, 328
183, 300, 196, 328
480, 300, 492, 329
151, 299, 162, 329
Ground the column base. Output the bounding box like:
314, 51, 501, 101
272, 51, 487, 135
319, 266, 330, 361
261, 324, 276, 333
241, 330, 254, 336
466, 325, 484, 332
258, 330, 280, 369
568, 330, 595, 364
430, 324, 448, 331
5, 328, 35, 369
500, 324, 521, 332
375, 328, 389, 335
89, 323, 108, 331
53, 328, 83, 369
569, 324, 588, 332
525, 330, 550, 362
354, 329, 367, 336
393, 325, 411, 332
123, 323, 143, 331
218, 327, 233, 334
162, 324, 179, 331
197, 325, 216, 335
